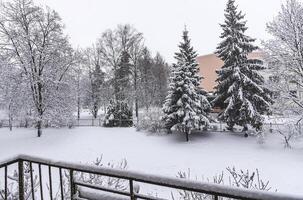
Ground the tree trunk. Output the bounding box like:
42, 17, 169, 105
186, 131, 189, 142
25, 118, 28, 128
37, 81, 43, 137
243, 124, 248, 137
185, 128, 189, 142
93, 102, 98, 119
134, 65, 139, 123
37, 120, 42, 137
135, 99, 138, 121
9, 117, 12, 131
77, 73, 81, 121
8, 104, 12, 131
77, 96, 80, 120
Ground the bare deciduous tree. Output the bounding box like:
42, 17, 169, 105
264, 0, 303, 122
0, 0, 76, 136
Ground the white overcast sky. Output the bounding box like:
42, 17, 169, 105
35, 0, 288, 63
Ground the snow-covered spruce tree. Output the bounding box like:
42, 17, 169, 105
104, 100, 133, 127
103, 50, 133, 127
162, 27, 211, 141
115, 51, 132, 102
213, 0, 273, 132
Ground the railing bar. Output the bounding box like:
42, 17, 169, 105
75, 181, 130, 197
4, 165, 7, 200
48, 165, 53, 200
0, 159, 19, 168
38, 163, 43, 200
134, 193, 167, 200
59, 167, 64, 200
26, 160, 132, 179
29, 162, 35, 200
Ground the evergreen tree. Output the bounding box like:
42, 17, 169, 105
104, 100, 133, 127
152, 53, 169, 106
214, 0, 273, 132
138, 47, 154, 110
114, 51, 132, 101
162, 27, 211, 141
104, 51, 133, 127
90, 63, 105, 119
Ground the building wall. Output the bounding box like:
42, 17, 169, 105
197, 52, 263, 92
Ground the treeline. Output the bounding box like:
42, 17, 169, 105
0, 0, 302, 140
0, 0, 169, 136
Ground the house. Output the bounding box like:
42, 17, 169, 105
196, 52, 264, 112
197, 52, 264, 93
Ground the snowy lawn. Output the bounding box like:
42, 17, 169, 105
0, 127, 302, 196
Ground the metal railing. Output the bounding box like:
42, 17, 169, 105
0, 155, 302, 200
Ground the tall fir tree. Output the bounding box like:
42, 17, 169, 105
162, 27, 211, 141
214, 0, 273, 132
114, 51, 132, 101
90, 63, 105, 119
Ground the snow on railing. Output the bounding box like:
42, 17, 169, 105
0, 154, 302, 200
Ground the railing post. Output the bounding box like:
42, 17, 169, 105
129, 179, 135, 200
70, 169, 75, 200
4, 165, 7, 200
18, 160, 25, 200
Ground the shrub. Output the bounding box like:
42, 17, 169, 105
173, 167, 274, 200
136, 108, 165, 133
104, 100, 133, 127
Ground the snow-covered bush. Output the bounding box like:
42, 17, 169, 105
210, 124, 219, 131
256, 131, 266, 144
103, 100, 133, 127
51, 155, 130, 200
226, 167, 272, 191
173, 167, 274, 200
136, 108, 165, 133
76, 155, 128, 190
276, 123, 303, 148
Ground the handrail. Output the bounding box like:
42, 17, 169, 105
0, 154, 302, 200
10, 154, 303, 200
0, 155, 19, 168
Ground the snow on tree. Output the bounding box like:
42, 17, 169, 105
137, 48, 155, 110
162, 27, 211, 141
115, 51, 132, 102
152, 53, 170, 106
0, 57, 31, 129
263, 0, 303, 122
213, 0, 273, 132
102, 51, 133, 127
97, 24, 144, 120
82, 47, 105, 119
138, 49, 170, 111
104, 100, 133, 127
0, 0, 77, 136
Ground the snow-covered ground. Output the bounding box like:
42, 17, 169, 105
0, 127, 302, 196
